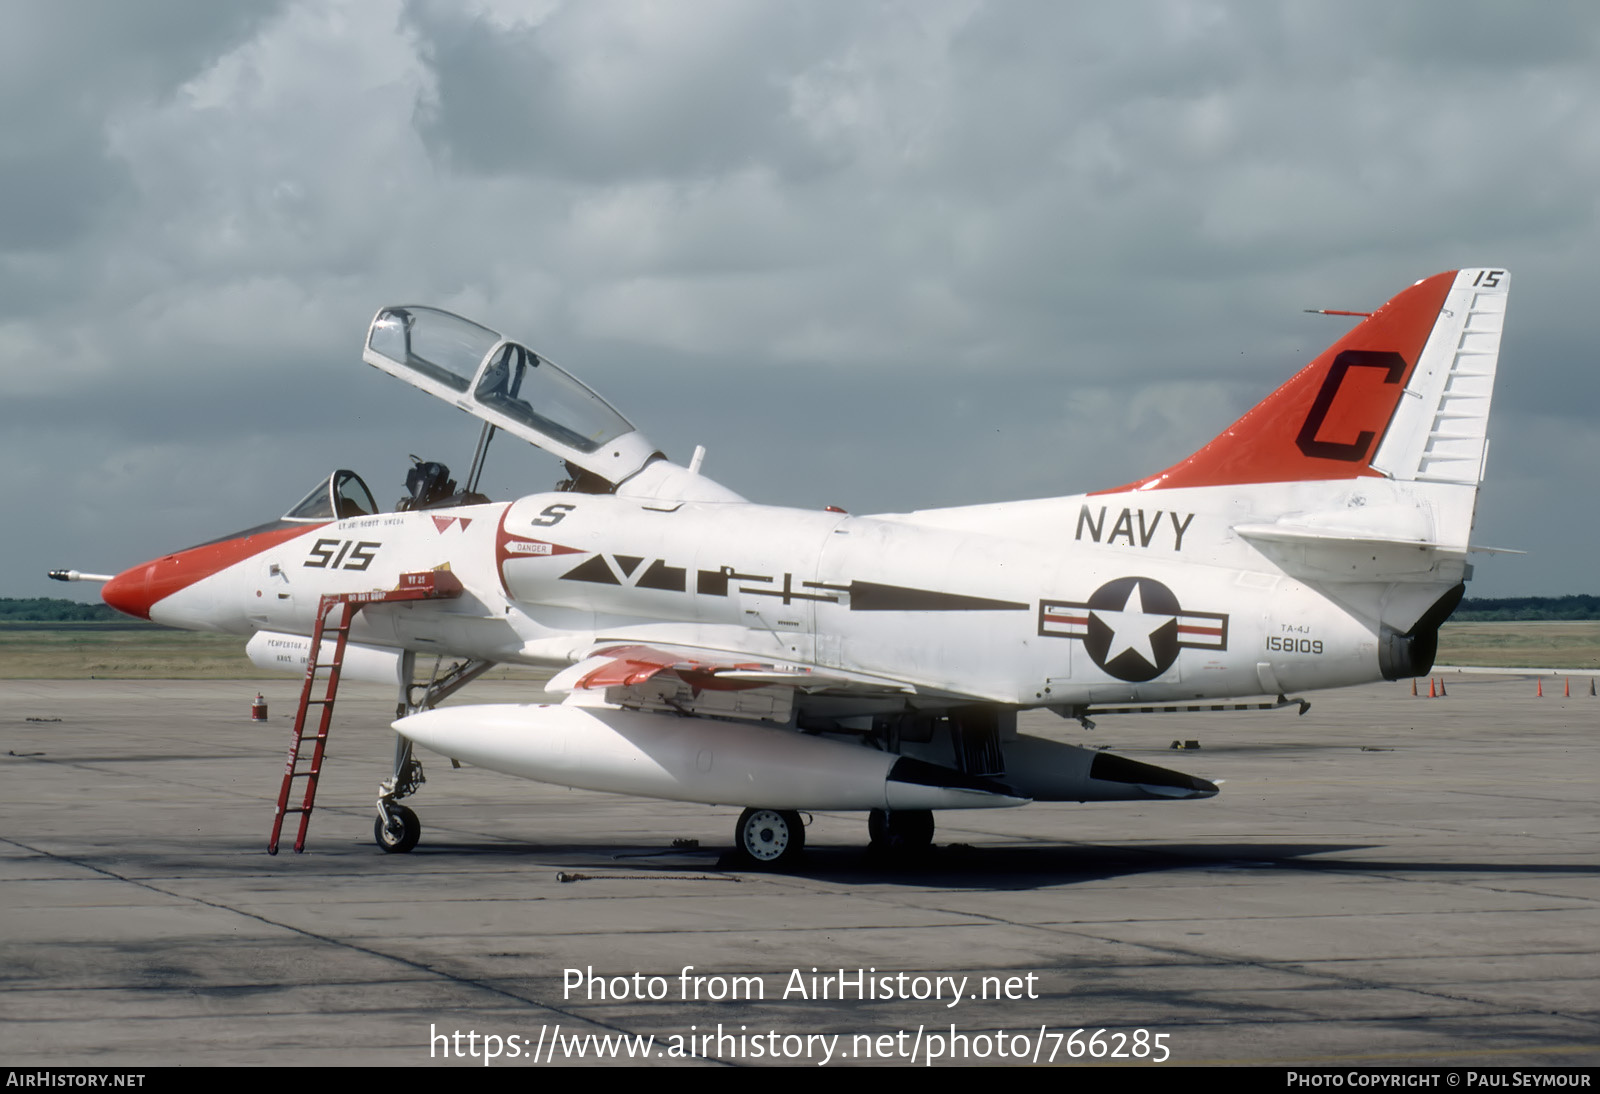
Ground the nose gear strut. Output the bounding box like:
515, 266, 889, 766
375, 652, 497, 854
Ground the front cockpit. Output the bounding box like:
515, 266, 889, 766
282, 469, 380, 522
281, 460, 495, 522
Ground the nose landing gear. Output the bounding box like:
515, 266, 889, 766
375, 802, 421, 854
372, 654, 497, 854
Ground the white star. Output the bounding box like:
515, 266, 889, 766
1091, 582, 1174, 669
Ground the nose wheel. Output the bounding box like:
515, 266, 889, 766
374, 732, 426, 854
374, 802, 421, 853
734, 808, 805, 868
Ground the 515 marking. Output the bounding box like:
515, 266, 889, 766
303, 538, 381, 571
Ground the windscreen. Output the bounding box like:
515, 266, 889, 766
284, 470, 378, 521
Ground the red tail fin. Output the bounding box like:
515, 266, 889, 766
1106, 270, 1456, 492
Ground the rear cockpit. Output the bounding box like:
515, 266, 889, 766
360, 304, 746, 505
363, 306, 657, 492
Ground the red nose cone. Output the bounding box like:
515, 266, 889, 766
102, 563, 156, 620
99, 522, 316, 624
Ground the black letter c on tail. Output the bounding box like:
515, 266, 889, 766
1295, 350, 1407, 462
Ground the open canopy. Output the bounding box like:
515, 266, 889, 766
363, 306, 659, 485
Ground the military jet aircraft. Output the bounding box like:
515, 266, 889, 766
62, 269, 1509, 866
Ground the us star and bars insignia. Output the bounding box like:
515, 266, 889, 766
1039, 576, 1229, 683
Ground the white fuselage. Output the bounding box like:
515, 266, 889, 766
150, 476, 1468, 710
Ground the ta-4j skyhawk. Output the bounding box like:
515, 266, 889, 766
63, 269, 1509, 866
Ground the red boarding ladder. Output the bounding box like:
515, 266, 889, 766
269, 570, 463, 854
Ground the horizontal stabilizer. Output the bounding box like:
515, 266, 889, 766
1234, 523, 1439, 548
1233, 522, 1468, 583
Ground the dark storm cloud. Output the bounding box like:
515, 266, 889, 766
404, 0, 843, 182
0, 138, 130, 252
0, 2, 286, 253
1322, 0, 1600, 69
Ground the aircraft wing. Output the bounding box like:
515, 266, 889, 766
546, 642, 918, 698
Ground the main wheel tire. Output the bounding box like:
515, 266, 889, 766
867, 808, 887, 845
735, 807, 805, 868
374, 803, 420, 854
868, 808, 934, 852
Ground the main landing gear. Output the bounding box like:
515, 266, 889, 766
729, 808, 938, 868
734, 808, 806, 868
868, 808, 935, 855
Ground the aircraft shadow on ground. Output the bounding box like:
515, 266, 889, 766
394, 838, 1600, 891
79, 838, 1598, 895
737, 842, 1363, 889
388, 839, 1373, 890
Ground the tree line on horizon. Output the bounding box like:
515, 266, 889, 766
1, 597, 126, 622
1450, 594, 1600, 621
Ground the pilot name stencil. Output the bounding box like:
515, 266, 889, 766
1075, 505, 1195, 551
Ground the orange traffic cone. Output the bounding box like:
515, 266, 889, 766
1411, 678, 1418, 697
1537, 677, 1543, 697
1438, 678, 1447, 697
1428, 678, 1436, 698
1564, 677, 1570, 698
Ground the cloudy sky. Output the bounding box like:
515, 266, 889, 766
5, 0, 1597, 601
